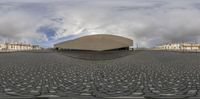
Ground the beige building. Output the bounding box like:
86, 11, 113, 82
0, 43, 41, 51
181, 43, 200, 50
156, 43, 200, 51
54, 34, 133, 51
0, 44, 6, 50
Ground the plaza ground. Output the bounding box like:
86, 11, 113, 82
0, 50, 199, 98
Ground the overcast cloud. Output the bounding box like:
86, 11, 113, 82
0, 0, 200, 47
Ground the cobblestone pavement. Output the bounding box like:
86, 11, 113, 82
0, 50, 200, 98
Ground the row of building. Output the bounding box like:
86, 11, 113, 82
156, 43, 200, 51
0, 43, 42, 51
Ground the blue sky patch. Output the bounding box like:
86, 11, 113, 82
37, 25, 57, 40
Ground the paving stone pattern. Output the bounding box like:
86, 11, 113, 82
0, 50, 199, 98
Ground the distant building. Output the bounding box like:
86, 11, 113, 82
0, 44, 6, 50
156, 43, 200, 51
0, 43, 42, 51
181, 43, 200, 50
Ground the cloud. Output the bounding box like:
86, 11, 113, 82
0, 10, 45, 42
1, 0, 200, 47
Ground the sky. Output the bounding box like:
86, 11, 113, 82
0, 0, 200, 48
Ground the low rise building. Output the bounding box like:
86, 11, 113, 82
156, 43, 200, 51
181, 43, 200, 50
0, 43, 42, 51
0, 44, 6, 50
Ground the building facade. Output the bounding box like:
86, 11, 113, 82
156, 43, 200, 51
0, 43, 41, 51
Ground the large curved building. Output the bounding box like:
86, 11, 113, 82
54, 34, 133, 51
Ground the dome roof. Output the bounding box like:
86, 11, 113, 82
54, 34, 133, 51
